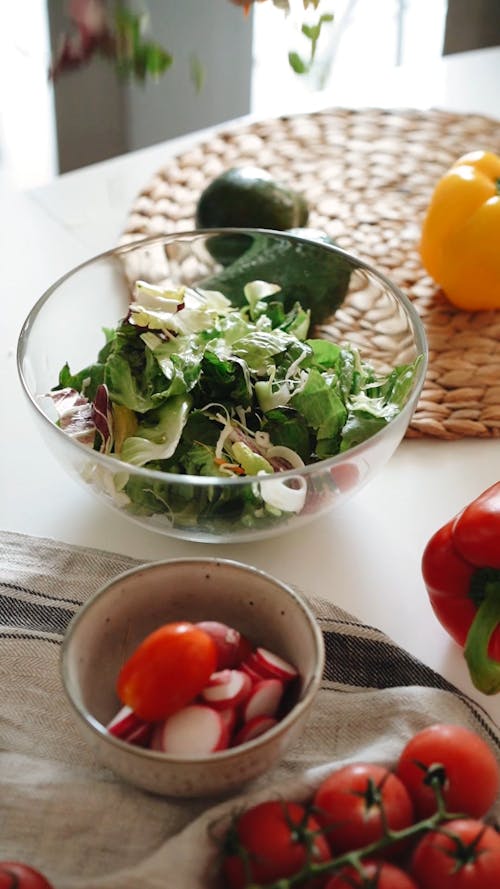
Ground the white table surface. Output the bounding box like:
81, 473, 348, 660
2, 47, 500, 727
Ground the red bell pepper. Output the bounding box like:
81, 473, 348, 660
422, 482, 500, 695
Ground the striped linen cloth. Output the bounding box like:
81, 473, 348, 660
0, 530, 498, 888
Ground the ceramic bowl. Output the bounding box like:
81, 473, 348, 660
60, 557, 325, 798
17, 228, 427, 543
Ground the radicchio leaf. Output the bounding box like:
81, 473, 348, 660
48, 387, 96, 446
93, 383, 114, 453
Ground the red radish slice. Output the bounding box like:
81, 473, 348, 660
241, 650, 292, 682
106, 705, 151, 745
254, 647, 298, 681
201, 669, 252, 710
155, 704, 230, 756
240, 657, 265, 683
196, 621, 251, 670
243, 678, 284, 722
233, 715, 278, 746
218, 707, 237, 736
234, 633, 253, 665
124, 721, 154, 747
150, 723, 164, 751
206, 668, 232, 687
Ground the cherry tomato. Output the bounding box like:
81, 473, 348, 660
116, 621, 217, 721
222, 800, 332, 889
325, 859, 419, 889
395, 724, 500, 819
330, 462, 359, 493
0, 862, 53, 888
313, 763, 414, 855
411, 818, 500, 889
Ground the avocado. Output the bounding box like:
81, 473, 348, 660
204, 232, 254, 267
196, 166, 309, 231
197, 167, 310, 266
198, 229, 351, 327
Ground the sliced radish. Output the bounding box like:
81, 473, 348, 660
124, 721, 154, 747
240, 655, 266, 683
218, 707, 238, 736
155, 704, 230, 756
254, 647, 298, 681
243, 678, 284, 722
107, 705, 135, 734
206, 668, 233, 688
234, 633, 253, 665
150, 723, 164, 751
196, 621, 252, 670
201, 669, 252, 710
106, 705, 152, 746
233, 715, 278, 746
242, 649, 297, 683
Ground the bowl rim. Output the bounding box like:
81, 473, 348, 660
60, 556, 326, 764
17, 227, 428, 488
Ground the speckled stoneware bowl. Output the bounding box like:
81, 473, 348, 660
60, 558, 325, 798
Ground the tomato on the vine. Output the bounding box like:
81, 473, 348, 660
0, 862, 53, 888
313, 763, 414, 855
325, 859, 419, 889
222, 800, 331, 889
396, 724, 500, 819
116, 621, 217, 721
411, 818, 500, 889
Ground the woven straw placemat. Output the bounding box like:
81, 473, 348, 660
122, 107, 500, 440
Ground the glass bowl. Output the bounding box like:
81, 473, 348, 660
17, 228, 427, 543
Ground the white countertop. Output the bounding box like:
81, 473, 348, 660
3, 47, 500, 726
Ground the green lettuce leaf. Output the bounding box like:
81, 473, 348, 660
196, 349, 252, 407
150, 331, 207, 396
261, 407, 312, 462
291, 368, 347, 456
56, 361, 105, 402
53, 328, 115, 401
104, 321, 172, 413
231, 328, 308, 375
120, 395, 191, 465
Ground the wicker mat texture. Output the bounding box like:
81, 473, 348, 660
122, 107, 500, 440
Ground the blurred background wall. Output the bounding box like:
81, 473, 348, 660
46, 0, 254, 174
1, 1, 499, 190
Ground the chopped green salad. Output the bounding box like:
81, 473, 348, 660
48, 278, 421, 531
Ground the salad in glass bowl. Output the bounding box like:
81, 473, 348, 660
17, 229, 427, 542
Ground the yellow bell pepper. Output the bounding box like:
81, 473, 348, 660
419, 150, 500, 310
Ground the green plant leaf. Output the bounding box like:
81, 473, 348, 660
288, 51, 309, 74
190, 54, 205, 93
113, 7, 173, 82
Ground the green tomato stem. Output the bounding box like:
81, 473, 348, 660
464, 580, 500, 694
